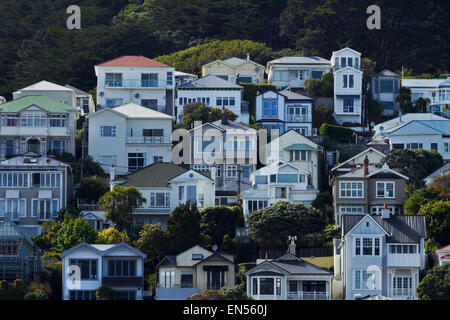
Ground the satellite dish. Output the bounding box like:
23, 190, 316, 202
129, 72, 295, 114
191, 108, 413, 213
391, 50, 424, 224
212, 244, 218, 252
99, 92, 104, 97
370, 121, 375, 127
189, 173, 194, 178
135, 93, 140, 98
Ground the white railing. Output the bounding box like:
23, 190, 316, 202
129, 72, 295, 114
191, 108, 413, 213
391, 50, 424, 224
387, 254, 420, 267
390, 288, 414, 297
286, 291, 328, 300
78, 204, 101, 211
126, 136, 171, 144
286, 115, 309, 122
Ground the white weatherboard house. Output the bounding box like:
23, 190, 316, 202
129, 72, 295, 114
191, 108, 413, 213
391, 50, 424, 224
265, 129, 322, 192
189, 119, 257, 205
94, 55, 175, 115
245, 240, 332, 300
241, 161, 318, 226
61, 242, 146, 300
255, 89, 313, 136
201, 55, 265, 84
331, 47, 363, 125
176, 74, 247, 124
334, 212, 426, 300
111, 162, 215, 228
266, 56, 331, 89
87, 103, 173, 175
402, 77, 450, 115
65, 84, 96, 115
0, 95, 77, 159
379, 119, 450, 161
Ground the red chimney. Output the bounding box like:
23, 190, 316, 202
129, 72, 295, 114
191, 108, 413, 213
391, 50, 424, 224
363, 155, 369, 176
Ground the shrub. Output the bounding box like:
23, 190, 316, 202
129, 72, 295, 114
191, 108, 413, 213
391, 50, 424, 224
319, 124, 354, 141
95, 286, 117, 300
24, 289, 48, 300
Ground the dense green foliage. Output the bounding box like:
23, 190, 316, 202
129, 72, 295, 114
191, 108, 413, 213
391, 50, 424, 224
319, 124, 354, 141
134, 223, 171, 270
96, 227, 130, 244
381, 149, 444, 187
247, 201, 326, 246
177, 102, 237, 129
417, 264, 450, 300
200, 206, 243, 246
0, 1, 447, 98
304, 72, 333, 97
53, 215, 97, 252
76, 176, 109, 203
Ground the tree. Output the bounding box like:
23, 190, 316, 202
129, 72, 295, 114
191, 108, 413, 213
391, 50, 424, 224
96, 227, 130, 244
415, 97, 429, 113
186, 289, 228, 300
220, 284, 252, 300
200, 206, 242, 246
311, 192, 333, 223
53, 215, 97, 252
98, 186, 145, 232
427, 173, 450, 200
312, 106, 336, 128
396, 87, 414, 113
417, 264, 450, 300
76, 177, 109, 204
404, 187, 432, 215
24, 289, 48, 300
305, 72, 333, 97
361, 58, 376, 86
180, 102, 237, 129
418, 200, 450, 247
221, 234, 238, 256
95, 286, 117, 300
367, 98, 384, 124
134, 224, 170, 270
167, 202, 201, 252
381, 149, 444, 187
247, 201, 326, 246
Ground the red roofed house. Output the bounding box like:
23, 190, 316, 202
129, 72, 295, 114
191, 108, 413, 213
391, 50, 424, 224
435, 244, 450, 266
94, 56, 175, 116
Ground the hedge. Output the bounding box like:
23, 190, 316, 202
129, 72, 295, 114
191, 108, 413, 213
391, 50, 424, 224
319, 123, 354, 141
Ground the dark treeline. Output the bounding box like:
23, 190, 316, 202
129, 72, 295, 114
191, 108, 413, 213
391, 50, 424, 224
0, 0, 448, 97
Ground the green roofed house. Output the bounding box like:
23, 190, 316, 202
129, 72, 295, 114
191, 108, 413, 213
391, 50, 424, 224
111, 162, 215, 229
0, 95, 77, 159
0, 218, 42, 283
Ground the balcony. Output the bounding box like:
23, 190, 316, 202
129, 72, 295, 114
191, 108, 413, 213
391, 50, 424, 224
286, 115, 309, 122
5, 212, 18, 221
126, 136, 171, 144
102, 276, 144, 287
104, 79, 171, 89
387, 254, 420, 267
78, 204, 101, 211
286, 291, 329, 300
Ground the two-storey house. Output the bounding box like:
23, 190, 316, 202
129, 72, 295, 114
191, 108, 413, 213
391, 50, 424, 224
331, 157, 409, 227
176, 75, 247, 123
402, 77, 450, 115
0, 96, 77, 158
255, 89, 313, 135
155, 245, 235, 300
331, 47, 363, 125
370, 70, 400, 115
0, 153, 72, 236
111, 162, 215, 228
330, 147, 385, 179
0, 218, 42, 282
265, 129, 322, 191
241, 161, 319, 226
94, 56, 175, 115
61, 241, 146, 300
333, 211, 426, 300
65, 84, 96, 115
189, 119, 257, 205
87, 103, 173, 175
266, 56, 331, 90
202, 55, 265, 84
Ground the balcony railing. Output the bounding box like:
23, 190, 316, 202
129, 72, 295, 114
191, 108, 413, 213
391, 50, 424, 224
78, 204, 101, 211
104, 79, 170, 89
286, 115, 309, 122
286, 291, 328, 300
390, 288, 414, 297
126, 136, 171, 144
102, 276, 144, 287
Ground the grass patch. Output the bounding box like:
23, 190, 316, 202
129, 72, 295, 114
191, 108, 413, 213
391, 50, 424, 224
302, 256, 334, 269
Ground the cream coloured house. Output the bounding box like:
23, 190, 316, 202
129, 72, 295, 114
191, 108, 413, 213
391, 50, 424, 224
202, 55, 265, 84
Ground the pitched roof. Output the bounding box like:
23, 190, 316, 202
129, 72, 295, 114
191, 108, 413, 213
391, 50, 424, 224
331, 147, 385, 172
374, 113, 447, 133
210, 119, 256, 132
278, 89, 313, 100
115, 162, 210, 188
0, 218, 35, 246
179, 74, 242, 89
268, 56, 330, 65
437, 244, 450, 253
0, 154, 69, 168
0, 95, 74, 113
284, 143, 318, 151
385, 120, 450, 135
16, 80, 74, 92
402, 78, 447, 88
342, 214, 426, 243
65, 84, 91, 96
96, 55, 168, 67
424, 163, 450, 185
60, 242, 146, 258
375, 70, 400, 77
113, 103, 173, 119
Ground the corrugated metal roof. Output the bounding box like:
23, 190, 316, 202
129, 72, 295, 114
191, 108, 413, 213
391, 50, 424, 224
179, 74, 242, 89
96, 55, 168, 67
17, 80, 74, 92
401, 78, 446, 88
284, 143, 318, 151
278, 89, 313, 100
342, 214, 426, 243
268, 56, 330, 65
0, 95, 74, 113
113, 103, 173, 119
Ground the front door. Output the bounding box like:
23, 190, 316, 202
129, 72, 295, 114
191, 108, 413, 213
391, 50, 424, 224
27, 138, 40, 154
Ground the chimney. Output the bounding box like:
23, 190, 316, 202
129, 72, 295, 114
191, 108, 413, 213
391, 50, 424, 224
382, 203, 390, 219
288, 236, 297, 255
247, 53, 250, 61
363, 155, 369, 176
109, 165, 115, 191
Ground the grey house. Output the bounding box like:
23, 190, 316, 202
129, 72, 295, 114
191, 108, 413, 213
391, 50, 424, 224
333, 212, 426, 300
370, 70, 400, 116
0, 153, 72, 236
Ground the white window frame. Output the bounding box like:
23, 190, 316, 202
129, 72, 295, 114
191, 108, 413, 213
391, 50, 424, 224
339, 181, 363, 198
339, 205, 364, 214
376, 181, 395, 198
353, 269, 380, 290
100, 125, 117, 137
353, 236, 382, 256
